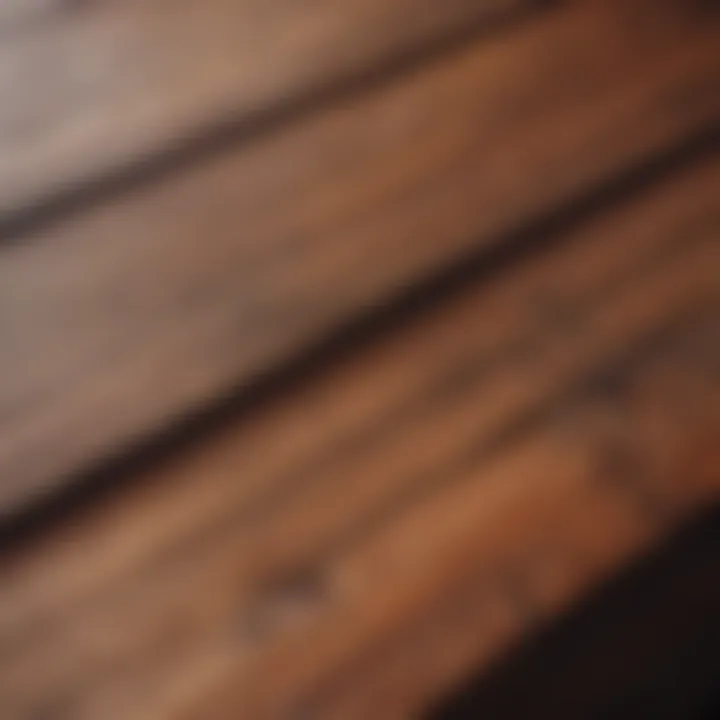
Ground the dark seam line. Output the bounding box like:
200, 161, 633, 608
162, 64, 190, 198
1, 198, 716, 676
1, 294, 716, 662
0, 0, 554, 244
294, 306, 720, 716
295, 301, 719, 584
0, 200, 710, 493
0, 227, 712, 661
0, 127, 716, 546
2, 128, 710, 433
172, 217, 712, 556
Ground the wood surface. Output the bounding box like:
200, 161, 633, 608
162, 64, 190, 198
1, 1, 719, 718
0, 0, 530, 217
2, 0, 719, 517
1, 153, 718, 719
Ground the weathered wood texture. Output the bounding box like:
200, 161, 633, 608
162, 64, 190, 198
0, 0, 530, 216
1, 154, 718, 719
1, 0, 719, 517
1, 1, 719, 718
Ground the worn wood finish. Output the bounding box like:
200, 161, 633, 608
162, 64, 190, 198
0, 0, 530, 217
2, 0, 719, 517
1, 154, 718, 719
1, 2, 719, 718
245, 333, 720, 720
3, 153, 718, 624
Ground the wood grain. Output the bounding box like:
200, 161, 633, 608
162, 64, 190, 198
293, 389, 720, 720
3, 155, 717, 630
1, 156, 717, 720
0, 0, 530, 217
1, 0, 718, 517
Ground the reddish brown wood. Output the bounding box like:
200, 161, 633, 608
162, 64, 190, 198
1, 0, 718, 517
0, 0, 531, 216
1, 156, 717, 720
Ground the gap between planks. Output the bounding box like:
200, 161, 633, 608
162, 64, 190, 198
1, 0, 719, 517
0, 155, 718, 720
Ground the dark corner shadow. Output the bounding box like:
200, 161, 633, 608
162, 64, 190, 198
429, 505, 720, 720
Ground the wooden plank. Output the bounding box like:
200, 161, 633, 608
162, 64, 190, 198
3, 156, 717, 628
0, 0, 531, 216
279, 356, 720, 720
5, 316, 719, 720
1, 158, 718, 720
4, 157, 718, 637
1, 0, 719, 517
